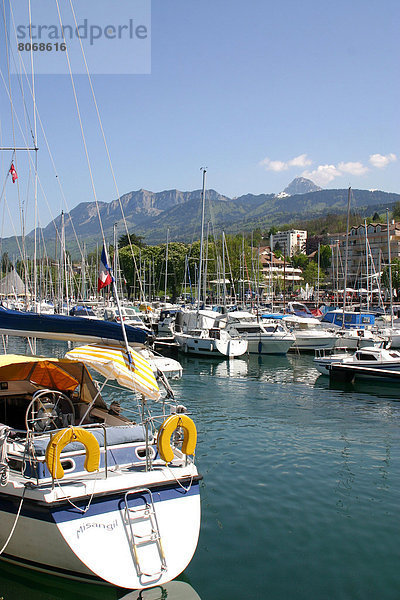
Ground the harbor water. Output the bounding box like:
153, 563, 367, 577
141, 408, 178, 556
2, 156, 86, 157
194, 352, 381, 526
1, 339, 400, 599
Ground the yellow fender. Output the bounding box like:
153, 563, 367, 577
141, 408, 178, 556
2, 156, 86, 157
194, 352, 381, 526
157, 414, 197, 463
45, 427, 100, 479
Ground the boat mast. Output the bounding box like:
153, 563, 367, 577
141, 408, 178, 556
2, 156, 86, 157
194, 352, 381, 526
196, 167, 207, 317
164, 228, 169, 302
222, 231, 226, 307
386, 208, 394, 327
342, 187, 351, 323
364, 219, 369, 311
29, 0, 38, 315
204, 221, 209, 306
316, 243, 320, 307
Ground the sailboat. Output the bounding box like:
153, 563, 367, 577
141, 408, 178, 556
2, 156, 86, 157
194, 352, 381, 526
0, 345, 201, 588
173, 169, 248, 358
0, 5, 201, 588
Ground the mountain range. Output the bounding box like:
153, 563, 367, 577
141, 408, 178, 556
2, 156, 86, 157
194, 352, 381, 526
3, 178, 400, 258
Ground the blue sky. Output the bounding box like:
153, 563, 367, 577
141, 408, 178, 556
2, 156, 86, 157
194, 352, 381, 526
0, 0, 399, 237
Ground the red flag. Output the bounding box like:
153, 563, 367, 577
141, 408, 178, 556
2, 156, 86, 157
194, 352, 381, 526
9, 163, 18, 183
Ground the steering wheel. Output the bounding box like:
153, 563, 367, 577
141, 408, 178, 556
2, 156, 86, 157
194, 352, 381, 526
25, 389, 75, 433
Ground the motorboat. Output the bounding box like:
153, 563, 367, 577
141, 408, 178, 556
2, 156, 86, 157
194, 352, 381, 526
174, 310, 248, 358
314, 345, 400, 376
104, 307, 152, 333
0, 346, 201, 588
334, 327, 384, 350
156, 309, 180, 337
219, 311, 295, 355
378, 327, 400, 349
321, 310, 376, 329
281, 315, 337, 351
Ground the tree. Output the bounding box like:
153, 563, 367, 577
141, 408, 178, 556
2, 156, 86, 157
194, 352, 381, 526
291, 252, 309, 270
319, 245, 331, 270
392, 202, 400, 221
1, 252, 12, 274
302, 261, 324, 285
372, 211, 382, 222
118, 233, 146, 248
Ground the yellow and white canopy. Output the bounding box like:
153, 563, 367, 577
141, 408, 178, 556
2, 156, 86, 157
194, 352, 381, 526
65, 344, 160, 401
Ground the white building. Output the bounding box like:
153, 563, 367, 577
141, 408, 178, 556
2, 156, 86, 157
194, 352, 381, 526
271, 230, 307, 256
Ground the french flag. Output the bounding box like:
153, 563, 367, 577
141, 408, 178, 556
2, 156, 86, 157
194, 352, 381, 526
98, 245, 113, 292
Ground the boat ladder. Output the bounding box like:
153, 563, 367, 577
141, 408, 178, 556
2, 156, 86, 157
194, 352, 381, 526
123, 488, 167, 578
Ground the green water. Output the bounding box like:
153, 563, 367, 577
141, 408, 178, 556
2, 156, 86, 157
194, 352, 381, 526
1, 340, 400, 599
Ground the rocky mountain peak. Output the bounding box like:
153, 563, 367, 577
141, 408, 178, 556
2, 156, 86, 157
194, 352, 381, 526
283, 177, 322, 196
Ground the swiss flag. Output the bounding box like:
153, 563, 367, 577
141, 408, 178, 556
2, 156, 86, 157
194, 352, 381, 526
9, 163, 18, 183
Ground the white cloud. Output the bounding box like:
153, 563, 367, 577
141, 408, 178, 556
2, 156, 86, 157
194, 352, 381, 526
337, 161, 369, 176
369, 153, 397, 168
288, 154, 312, 168
260, 152, 393, 186
260, 159, 288, 172
303, 159, 368, 185
259, 153, 312, 172
302, 164, 341, 186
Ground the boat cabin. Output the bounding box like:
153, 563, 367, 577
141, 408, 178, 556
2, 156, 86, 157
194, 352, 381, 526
0, 355, 153, 482
321, 310, 375, 329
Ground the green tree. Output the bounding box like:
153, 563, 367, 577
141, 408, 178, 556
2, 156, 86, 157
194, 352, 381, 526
302, 261, 324, 285
392, 202, 400, 221
291, 252, 309, 270
1, 252, 12, 274
319, 245, 331, 270
118, 233, 146, 248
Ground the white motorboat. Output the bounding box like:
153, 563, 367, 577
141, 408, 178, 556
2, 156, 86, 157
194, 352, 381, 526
219, 311, 295, 355
281, 315, 337, 351
174, 329, 247, 358
379, 327, 400, 349
104, 307, 152, 333
157, 308, 180, 337
174, 309, 247, 358
174, 313, 248, 358
0, 346, 200, 588
314, 345, 400, 376
334, 327, 384, 350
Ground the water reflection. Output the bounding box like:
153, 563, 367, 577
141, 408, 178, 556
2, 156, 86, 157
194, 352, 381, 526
122, 581, 201, 599
314, 372, 400, 401
181, 353, 320, 387
0, 561, 200, 600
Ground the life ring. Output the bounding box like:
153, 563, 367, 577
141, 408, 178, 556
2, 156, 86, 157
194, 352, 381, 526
45, 427, 100, 479
157, 415, 197, 463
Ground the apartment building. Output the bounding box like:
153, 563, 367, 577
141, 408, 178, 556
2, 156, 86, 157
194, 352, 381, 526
328, 221, 400, 286
259, 247, 303, 286
271, 230, 307, 256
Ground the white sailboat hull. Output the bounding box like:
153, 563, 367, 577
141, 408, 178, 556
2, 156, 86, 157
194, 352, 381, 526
0, 472, 201, 589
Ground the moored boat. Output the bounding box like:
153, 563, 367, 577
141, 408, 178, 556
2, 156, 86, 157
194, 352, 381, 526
314, 345, 400, 377
0, 347, 201, 588
219, 311, 295, 355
